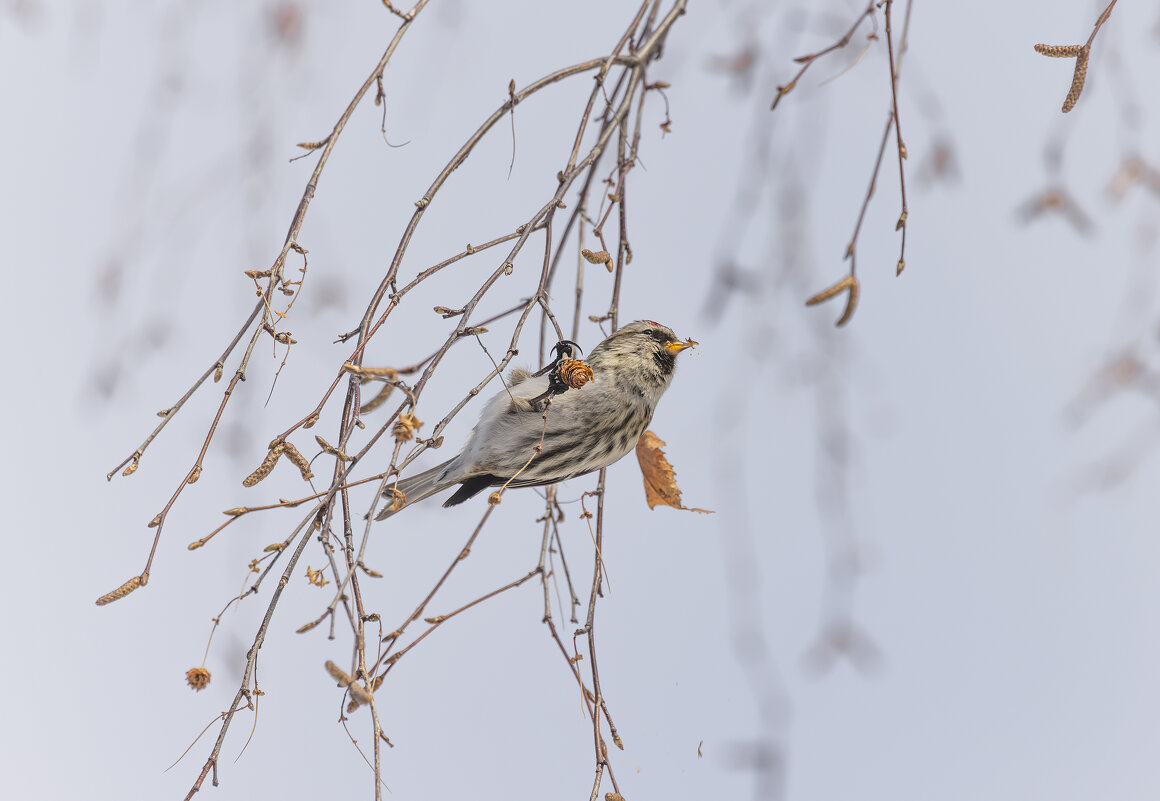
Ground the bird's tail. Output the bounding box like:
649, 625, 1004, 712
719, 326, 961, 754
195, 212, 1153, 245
375, 457, 458, 521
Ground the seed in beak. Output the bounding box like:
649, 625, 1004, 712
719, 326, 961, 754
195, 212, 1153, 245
665, 338, 697, 354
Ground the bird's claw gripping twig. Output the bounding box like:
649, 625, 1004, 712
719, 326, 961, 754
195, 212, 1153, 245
532, 340, 582, 377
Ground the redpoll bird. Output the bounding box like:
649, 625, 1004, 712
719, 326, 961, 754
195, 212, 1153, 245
376, 320, 694, 519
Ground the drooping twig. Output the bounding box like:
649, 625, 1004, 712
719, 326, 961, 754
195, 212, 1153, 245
804, 0, 913, 327
183, 508, 317, 799
883, 0, 908, 276
770, 1, 877, 111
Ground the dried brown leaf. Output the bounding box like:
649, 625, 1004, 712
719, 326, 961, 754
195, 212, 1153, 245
635, 430, 712, 513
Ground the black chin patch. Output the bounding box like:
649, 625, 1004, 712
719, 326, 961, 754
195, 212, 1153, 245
652, 347, 676, 375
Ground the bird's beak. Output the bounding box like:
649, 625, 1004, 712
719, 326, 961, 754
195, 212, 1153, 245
665, 338, 697, 355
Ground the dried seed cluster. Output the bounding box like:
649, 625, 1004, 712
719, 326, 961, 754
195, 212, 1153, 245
185, 667, 211, 691
556, 358, 594, 389
392, 412, 422, 443
384, 487, 406, 514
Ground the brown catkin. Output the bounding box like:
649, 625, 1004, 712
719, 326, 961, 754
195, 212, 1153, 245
1034, 43, 1083, 57
359, 383, 395, 414
836, 276, 861, 327
314, 435, 349, 462
281, 441, 313, 480
1062, 48, 1089, 113
325, 660, 373, 711
95, 575, 143, 606
243, 443, 285, 487
348, 682, 373, 706
805, 274, 856, 306
350, 364, 399, 380
580, 248, 612, 265
325, 660, 352, 686
805, 273, 861, 327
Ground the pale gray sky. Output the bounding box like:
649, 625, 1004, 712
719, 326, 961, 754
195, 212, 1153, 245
5, 2, 1160, 800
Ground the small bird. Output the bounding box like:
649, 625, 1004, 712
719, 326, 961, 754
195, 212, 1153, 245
376, 320, 694, 519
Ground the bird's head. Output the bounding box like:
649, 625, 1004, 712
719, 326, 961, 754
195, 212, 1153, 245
589, 319, 696, 384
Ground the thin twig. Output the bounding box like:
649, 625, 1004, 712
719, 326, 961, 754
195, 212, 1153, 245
770, 1, 877, 111
883, 0, 908, 275
804, 0, 914, 327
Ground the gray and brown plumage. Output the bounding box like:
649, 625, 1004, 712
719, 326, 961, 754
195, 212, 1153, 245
376, 320, 694, 519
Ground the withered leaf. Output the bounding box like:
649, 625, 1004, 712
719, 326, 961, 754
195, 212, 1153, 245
635, 430, 712, 514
